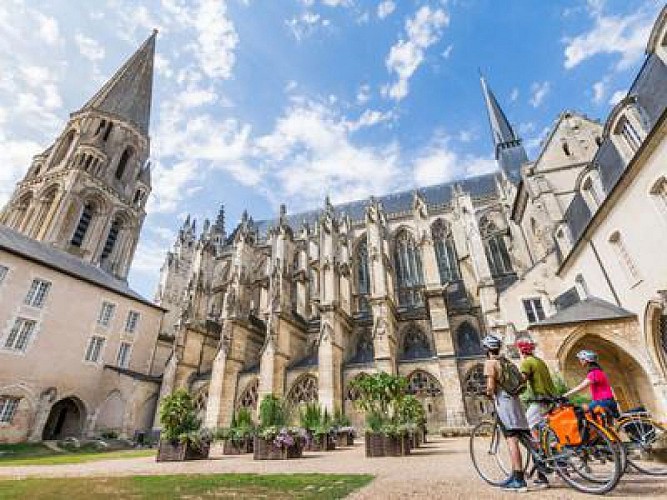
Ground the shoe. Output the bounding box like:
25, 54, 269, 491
498, 475, 514, 487
502, 478, 528, 492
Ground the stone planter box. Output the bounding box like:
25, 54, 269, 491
308, 434, 336, 451
364, 432, 410, 457
156, 440, 209, 462
337, 430, 354, 446
253, 436, 303, 460
223, 438, 254, 455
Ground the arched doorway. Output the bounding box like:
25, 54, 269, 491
42, 397, 86, 440
562, 335, 657, 414
405, 370, 445, 428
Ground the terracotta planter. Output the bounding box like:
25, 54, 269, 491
253, 436, 303, 460
156, 440, 209, 461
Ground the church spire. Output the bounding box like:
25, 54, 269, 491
479, 74, 527, 181
78, 30, 157, 134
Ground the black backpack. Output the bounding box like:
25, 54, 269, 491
498, 356, 527, 396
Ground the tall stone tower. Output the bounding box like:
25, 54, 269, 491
480, 76, 528, 182
0, 31, 157, 281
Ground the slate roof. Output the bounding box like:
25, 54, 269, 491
253, 171, 500, 238
531, 297, 635, 328
0, 225, 161, 309
78, 31, 156, 134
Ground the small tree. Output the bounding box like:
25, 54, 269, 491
159, 389, 200, 442
258, 395, 288, 428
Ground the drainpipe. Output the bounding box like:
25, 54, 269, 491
589, 240, 622, 307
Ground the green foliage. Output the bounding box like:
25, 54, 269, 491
215, 407, 256, 443
159, 390, 200, 442
397, 395, 426, 425
258, 395, 289, 428
348, 372, 408, 426
365, 411, 386, 433
332, 407, 351, 427
299, 402, 322, 431
553, 373, 591, 405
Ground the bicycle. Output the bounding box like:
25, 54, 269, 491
614, 407, 667, 476
470, 396, 623, 495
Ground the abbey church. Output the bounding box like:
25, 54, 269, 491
1, 10, 667, 443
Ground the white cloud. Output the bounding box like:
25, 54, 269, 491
75, 33, 105, 62
377, 1, 396, 19
441, 44, 453, 59
608, 89, 626, 105
347, 109, 394, 131
33, 13, 60, 45
592, 79, 607, 104
529, 81, 550, 108
0, 136, 41, 205
286, 11, 331, 41
191, 0, 239, 79
384, 5, 449, 101
510, 88, 519, 102
356, 83, 371, 104
563, 5, 655, 71
525, 126, 551, 152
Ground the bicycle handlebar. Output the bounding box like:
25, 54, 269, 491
526, 396, 570, 406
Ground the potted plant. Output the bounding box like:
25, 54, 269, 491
156, 389, 210, 461
398, 395, 426, 448
311, 409, 336, 451
349, 372, 410, 457
212, 408, 255, 456
253, 395, 304, 460
333, 408, 355, 446
299, 402, 321, 450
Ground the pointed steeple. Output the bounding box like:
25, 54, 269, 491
480, 74, 527, 181
78, 30, 157, 134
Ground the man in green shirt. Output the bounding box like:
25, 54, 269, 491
517, 336, 556, 488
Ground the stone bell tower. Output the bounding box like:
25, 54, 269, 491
0, 31, 157, 280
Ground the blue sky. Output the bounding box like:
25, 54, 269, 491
0, 0, 662, 298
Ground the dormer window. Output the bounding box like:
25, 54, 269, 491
562, 141, 571, 157
620, 117, 642, 153
582, 177, 601, 209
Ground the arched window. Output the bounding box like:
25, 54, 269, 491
400, 325, 433, 360
432, 219, 460, 285
133, 189, 145, 206
406, 370, 443, 397
464, 364, 486, 397
71, 203, 94, 247
480, 218, 513, 277
237, 379, 259, 410
455, 321, 483, 356
582, 174, 603, 211
608, 231, 641, 285
101, 218, 121, 261
51, 130, 75, 168
11, 192, 33, 231
349, 329, 374, 363
345, 373, 369, 401
356, 238, 370, 313
287, 375, 318, 405
115, 147, 133, 181
562, 141, 571, 156
394, 229, 423, 307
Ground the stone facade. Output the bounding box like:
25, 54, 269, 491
0, 32, 170, 444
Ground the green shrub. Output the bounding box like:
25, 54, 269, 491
258, 395, 288, 428
159, 389, 200, 442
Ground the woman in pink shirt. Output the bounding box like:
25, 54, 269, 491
563, 350, 620, 418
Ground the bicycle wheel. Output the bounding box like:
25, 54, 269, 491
470, 420, 530, 485
571, 424, 627, 483
542, 421, 622, 495
617, 417, 667, 476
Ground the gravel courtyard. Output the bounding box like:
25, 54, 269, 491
1, 437, 666, 499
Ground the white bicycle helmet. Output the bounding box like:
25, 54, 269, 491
482, 335, 502, 350
576, 349, 598, 363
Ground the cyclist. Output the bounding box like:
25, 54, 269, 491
517, 336, 556, 488
483, 334, 529, 492
563, 350, 620, 418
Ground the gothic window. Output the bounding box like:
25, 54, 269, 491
394, 229, 424, 307
406, 370, 443, 397
356, 238, 370, 313
287, 374, 318, 405
562, 141, 571, 156
101, 219, 121, 261
455, 321, 483, 356
522, 298, 545, 324
480, 218, 513, 277
115, 147, 133, 180
71, 203, 93, 247
608, 231, 641, 285
349, 329, 374, 363
133, 190, 145, 206
464, 364, 486, 397
400, 325, 434, 360
582, 174, 603, 211
11, 193, 33, 231
102, 122, 113, 141
95, 120, 106, 137
432, 219, 460, 285
238, 379, 259, 409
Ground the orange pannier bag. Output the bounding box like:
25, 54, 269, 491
547, 405, 583, 446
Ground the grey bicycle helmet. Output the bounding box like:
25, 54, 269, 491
576, 349, 598, 363
481, 335, 502, 350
